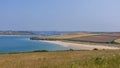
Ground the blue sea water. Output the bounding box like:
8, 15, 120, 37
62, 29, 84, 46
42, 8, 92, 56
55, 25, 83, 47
0, 36, 71, 53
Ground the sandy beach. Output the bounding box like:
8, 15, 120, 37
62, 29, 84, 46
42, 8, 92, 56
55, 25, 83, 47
40, 40, 120, 50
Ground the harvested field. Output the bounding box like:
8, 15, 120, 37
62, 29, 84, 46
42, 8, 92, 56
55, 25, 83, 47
70, 35, 118, 43
31, 32, 97, 40
101, 33, 120, 37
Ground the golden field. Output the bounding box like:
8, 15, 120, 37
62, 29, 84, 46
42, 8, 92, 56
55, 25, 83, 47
36, 32, 97, 40
0, 50, 120, 68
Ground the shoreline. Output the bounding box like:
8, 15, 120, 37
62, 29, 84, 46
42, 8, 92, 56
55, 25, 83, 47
40, 40, 120, 50
0, 35, 38, 36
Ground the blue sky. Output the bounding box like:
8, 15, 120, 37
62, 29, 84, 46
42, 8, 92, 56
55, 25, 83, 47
0, 0, 120, 31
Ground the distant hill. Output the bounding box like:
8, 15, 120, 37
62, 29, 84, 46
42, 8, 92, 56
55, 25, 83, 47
31, 31, 78, 36
0, 31, 79, 36
0, 31, 35, 35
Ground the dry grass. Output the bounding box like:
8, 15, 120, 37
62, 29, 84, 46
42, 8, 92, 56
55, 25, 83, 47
114, 39, 120, 44
0, 50, 120, 68
39, 33, 97, 40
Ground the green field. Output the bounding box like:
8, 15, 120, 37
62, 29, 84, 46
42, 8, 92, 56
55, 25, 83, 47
0, 50, 120, 68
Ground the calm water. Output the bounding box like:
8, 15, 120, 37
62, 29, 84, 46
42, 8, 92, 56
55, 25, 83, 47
0, 36, 71, 53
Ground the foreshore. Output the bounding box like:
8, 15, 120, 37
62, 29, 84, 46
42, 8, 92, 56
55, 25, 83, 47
40, 40, 120, 50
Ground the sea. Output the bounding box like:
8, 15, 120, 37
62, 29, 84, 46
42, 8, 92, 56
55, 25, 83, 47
0, 36, 71, 53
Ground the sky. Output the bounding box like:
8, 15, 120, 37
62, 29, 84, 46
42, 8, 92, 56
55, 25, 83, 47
0, 0, 120, 31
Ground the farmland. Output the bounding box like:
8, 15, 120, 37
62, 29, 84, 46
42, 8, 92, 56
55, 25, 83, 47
31, 32, 97, 40
0, 50, 120, 68
31, 32, 120, 44
69, 35, 118, 43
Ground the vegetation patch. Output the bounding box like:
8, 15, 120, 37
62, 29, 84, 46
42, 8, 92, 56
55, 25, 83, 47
114, 39, 120, 44
32, 50, 48, 52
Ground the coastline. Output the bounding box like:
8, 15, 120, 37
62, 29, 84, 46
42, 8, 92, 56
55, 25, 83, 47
40, 40, 120, 50
0, 35, 37, 36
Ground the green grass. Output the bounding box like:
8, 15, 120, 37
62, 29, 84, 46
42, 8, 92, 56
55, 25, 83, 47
0, 50, 120, 68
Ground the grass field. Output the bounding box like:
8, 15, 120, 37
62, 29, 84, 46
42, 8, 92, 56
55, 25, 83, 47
0, 50, 120, 68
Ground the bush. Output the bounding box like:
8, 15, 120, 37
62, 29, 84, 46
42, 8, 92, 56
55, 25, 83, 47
69, 49, 74, 51
33, 50, 48, 52
93, 48, 98, 50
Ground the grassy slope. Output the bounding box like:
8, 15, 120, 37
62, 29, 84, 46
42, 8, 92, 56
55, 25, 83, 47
0, 50, 120, 68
